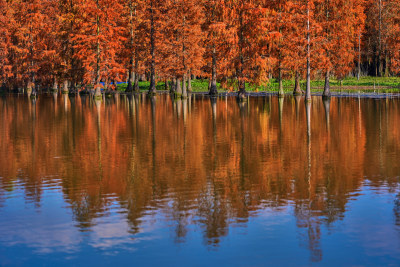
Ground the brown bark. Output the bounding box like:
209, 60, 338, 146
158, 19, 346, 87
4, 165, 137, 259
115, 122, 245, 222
182, 74, 188, 98
148, 0, 156, 95
306, 1, 311, 100
209, 47, 218, 96
62, 80, 69, 94
170, 77, 176, 93
126, 58, 134, 92
187, 70, 192, 93
176, 77, 182, 96
278, 65, 284, 97
237, 11, 246, 100
134, 59, 140, 92
293, 71, 302, 95
323, 70, 331, 98
95, 0, 101, 97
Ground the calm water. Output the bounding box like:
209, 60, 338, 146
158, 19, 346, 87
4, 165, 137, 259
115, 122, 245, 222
0, 93, 400, 266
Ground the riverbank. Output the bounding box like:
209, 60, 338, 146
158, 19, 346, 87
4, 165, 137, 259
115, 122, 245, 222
116, 76, 400, 94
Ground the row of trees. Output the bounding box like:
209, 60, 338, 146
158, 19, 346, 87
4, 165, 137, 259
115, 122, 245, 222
1, 0, 400, 99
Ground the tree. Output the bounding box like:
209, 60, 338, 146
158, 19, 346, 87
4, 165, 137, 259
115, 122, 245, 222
202, 0, 231, 96
9, 0, 60, 93
124, 0, 143, 93
384, 0, 400, 74
161, 0, 205, 98
142, 0, 165, 95
0, 0, 12, 90
72, 0, 125, 97
314, 0, 366, 97
225, 0, 277, 100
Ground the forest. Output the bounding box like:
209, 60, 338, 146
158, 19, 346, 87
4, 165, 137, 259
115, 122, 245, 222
1, 0, 400, 99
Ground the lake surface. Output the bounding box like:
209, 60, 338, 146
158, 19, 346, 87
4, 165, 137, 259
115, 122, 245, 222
0, 93, 400, 266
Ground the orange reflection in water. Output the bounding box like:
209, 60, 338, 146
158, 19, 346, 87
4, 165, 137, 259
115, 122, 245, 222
0, 94, 399, 261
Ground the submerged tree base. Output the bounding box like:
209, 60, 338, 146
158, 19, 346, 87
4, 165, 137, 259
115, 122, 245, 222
237, 91, 247, 102
322, 94, 331, 100
148, 91, 157, 97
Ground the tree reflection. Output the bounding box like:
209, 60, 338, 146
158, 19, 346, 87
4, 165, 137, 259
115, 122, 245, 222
0, 95, 399, 259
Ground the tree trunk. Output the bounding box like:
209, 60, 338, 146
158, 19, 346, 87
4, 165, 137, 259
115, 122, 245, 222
95, 0, 101, 97
378, 0, 382, 77
187, 70, 192, 93
237, 79, 246, 100
182, 74, 188, 98
357, 31, 361, 80
164, 79, 169, 91
53, 78, 58, 92
385, 53, 389, 77
134, 59, 140, 92
170, 77, 176, 93
62, 80, 69, 94
148, 1, 156, 95
126, 58, 134, 92
237, 11, 246, 100
323, 70, 331, 98
306, 1, 311, 100
209, 47, 218, 96
176, 77, 182, 97
278, 66, 284, 97
293, 71, 302, 95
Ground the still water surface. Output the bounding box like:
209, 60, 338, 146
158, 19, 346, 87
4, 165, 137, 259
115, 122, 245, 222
0, 94, 400, 266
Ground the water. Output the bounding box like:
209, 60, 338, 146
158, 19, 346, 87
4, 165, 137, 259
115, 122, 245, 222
0, 93, 399, 266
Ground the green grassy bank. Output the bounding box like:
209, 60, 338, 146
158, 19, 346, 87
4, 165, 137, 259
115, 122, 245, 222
117, 76, 400, 93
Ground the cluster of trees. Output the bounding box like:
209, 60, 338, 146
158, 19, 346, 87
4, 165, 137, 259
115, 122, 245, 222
1, 0, 400, 99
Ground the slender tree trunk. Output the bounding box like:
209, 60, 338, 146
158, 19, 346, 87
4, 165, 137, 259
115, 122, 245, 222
126, 57, 134, 92
176, 77, 182, 97
323, 70, 331, 97
378, 0, 382, 77
134, 58, 140, 92
53, 77, 58, 92
188, 70, 192, 93
95, 0, 101, 97
237, 11, 246, 100
293, 71, 302, 95
385, 53, 389, 77
164, 79, 169, 91
148, 0, 156, 95
182, 74, 187, 98
170, 77, 176, 93
62, 80, 69, 94
209, 47, 218, 96
278, 64, 284, 97
358, 31, 361, 80
126, 0, 136, 93
306, 1, 311, 100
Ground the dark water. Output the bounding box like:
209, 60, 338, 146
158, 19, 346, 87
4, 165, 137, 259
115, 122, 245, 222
0, 93, 399, 266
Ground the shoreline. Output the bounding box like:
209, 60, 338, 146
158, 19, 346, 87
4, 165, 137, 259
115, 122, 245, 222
3, 89, 400, 99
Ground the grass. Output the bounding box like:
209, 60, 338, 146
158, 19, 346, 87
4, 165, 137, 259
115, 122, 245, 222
116, 76, 400, 93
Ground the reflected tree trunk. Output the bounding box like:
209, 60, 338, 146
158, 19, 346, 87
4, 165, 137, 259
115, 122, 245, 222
95, 99, 103, 179
323, 97, 330, 132
279, 97, 284, 128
